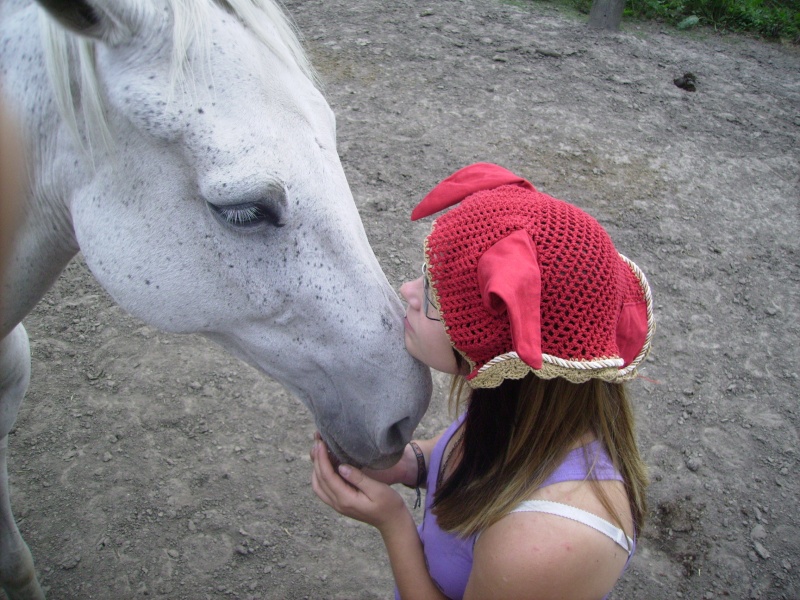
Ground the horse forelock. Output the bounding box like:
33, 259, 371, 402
39, 0, 318, 156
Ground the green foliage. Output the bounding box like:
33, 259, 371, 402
571, 0, 594, 13
532, 0, 800, 39
510, 0, 800, 39
621, 0, 800, 39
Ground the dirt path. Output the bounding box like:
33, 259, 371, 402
7, 0, 799, 598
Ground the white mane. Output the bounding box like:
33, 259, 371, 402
39, 0, 318, 154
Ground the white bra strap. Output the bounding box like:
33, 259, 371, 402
510, 499, 634, 554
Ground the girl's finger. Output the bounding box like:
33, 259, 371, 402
311, 446, 349, 507
313, 441, 338, 483
310, 467, 335, 507
311, 443, 335, 498
313, 441, 352, 500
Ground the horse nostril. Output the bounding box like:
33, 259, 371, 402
381, 416, 414, 454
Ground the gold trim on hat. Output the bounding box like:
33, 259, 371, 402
469, 354, 624, 389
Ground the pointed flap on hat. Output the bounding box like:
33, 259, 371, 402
411, 163, 535, 221
616, 301, 648, 367
615, 257, 652, 369
477, 230, 543, 370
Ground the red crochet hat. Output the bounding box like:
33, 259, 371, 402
412, 163, 654, 388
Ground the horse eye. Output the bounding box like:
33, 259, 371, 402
208, 201, 285, 230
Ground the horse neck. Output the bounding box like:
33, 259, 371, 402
1, 153, 81, 335
1, 2, 83, 335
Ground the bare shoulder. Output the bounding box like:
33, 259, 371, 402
465, 491, 631, 600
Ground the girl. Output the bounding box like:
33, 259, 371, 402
310, 163, 654, 600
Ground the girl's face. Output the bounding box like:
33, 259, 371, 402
400, 274, 460, 375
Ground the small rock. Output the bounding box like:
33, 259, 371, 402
235, 545, 249, 556
60, 555, 81, 570
167, 549, 179, 559
674, 72, 697, 92
781, 559, 792, 571
536, 48, 561, 58
750, 524, 767, 540
753, 541, 770, 559
102, 451, 113, 462
686, 457, 702, 472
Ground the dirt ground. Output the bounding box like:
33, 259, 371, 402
6, 0, 799, 598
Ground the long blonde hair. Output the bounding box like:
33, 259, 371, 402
434, 373, 648, 538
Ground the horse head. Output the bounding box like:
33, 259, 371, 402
2, 0, 431, 468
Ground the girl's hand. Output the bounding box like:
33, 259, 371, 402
311, 431, 418, 487
310, 438, 408, 531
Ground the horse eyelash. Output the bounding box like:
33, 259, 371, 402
216, 204, 262, 225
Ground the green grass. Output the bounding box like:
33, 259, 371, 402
513, 0, 800, 41
625, 0, 799, 39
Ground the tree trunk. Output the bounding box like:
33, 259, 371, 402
588, 0, 625, 30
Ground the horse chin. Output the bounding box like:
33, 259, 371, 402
366, 450, 405, 470
322, 436, 361, 470
322, 436, 403, 471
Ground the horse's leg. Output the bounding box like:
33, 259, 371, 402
0, 325, 45, 600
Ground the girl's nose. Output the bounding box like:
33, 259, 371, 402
400, 278, 423, 309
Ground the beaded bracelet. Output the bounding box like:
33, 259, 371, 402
405, 441, 427, 509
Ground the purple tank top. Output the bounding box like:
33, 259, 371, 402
398, 415, 631, 600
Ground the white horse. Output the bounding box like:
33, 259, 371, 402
0, 0, 432, 597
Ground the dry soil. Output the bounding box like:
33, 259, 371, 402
7, 0, 799, 599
